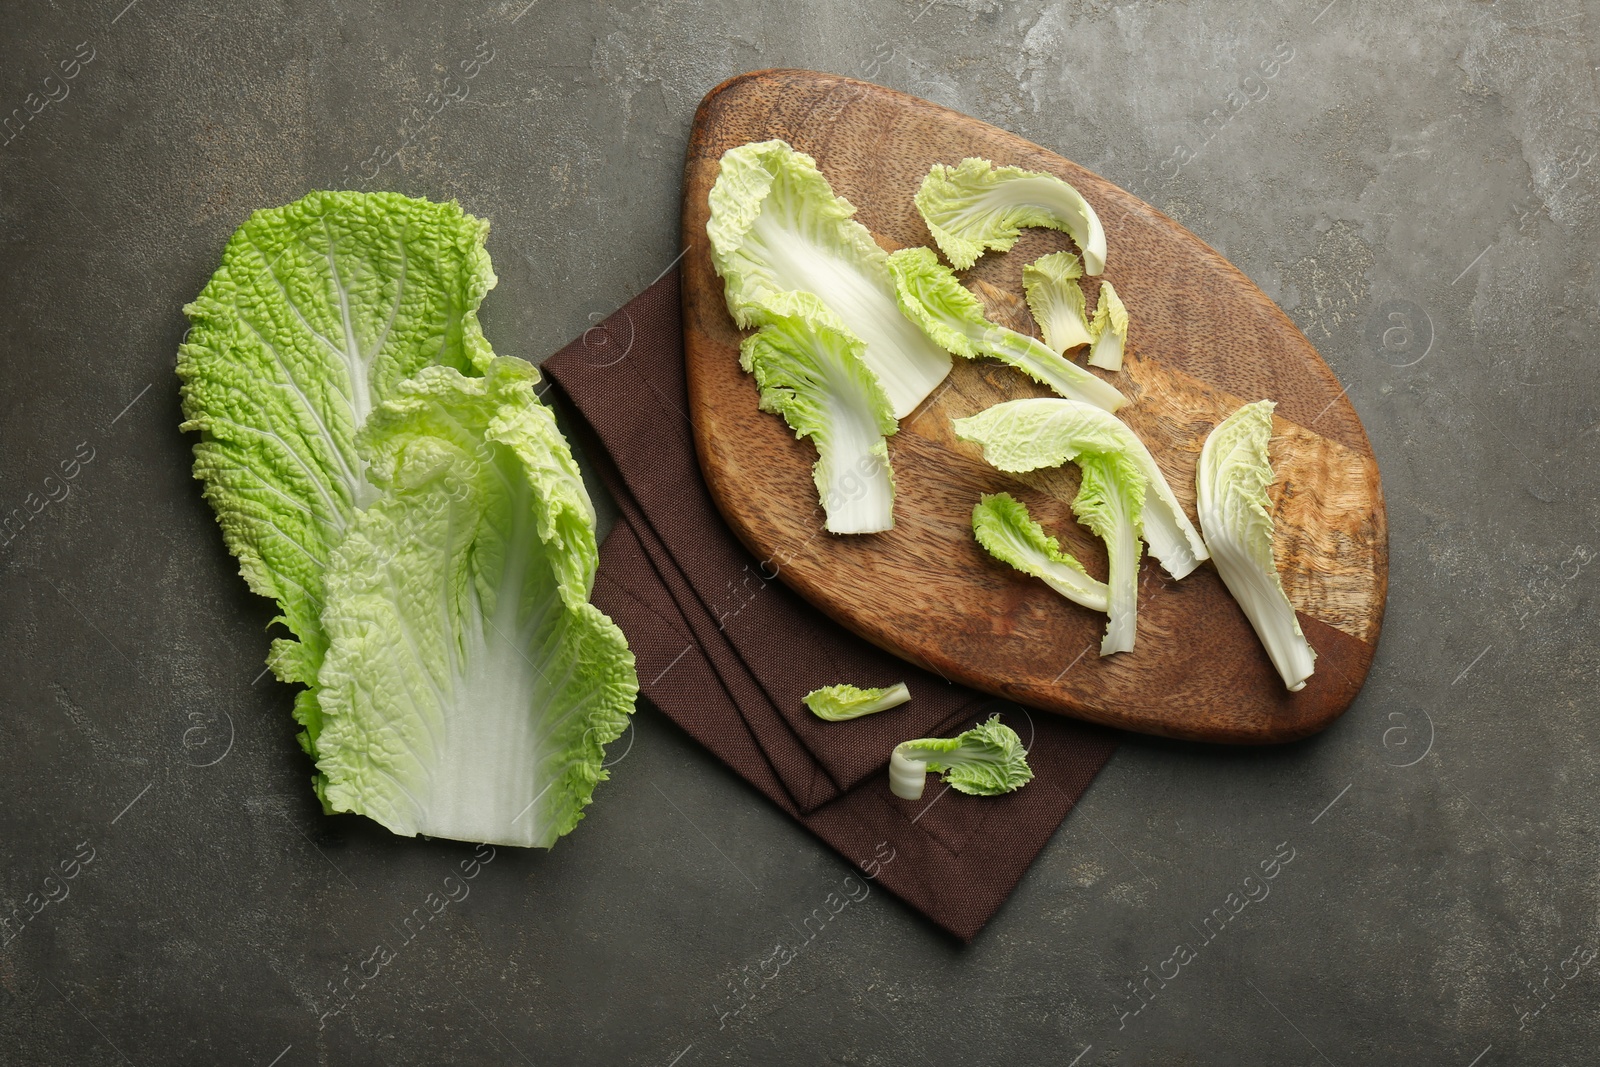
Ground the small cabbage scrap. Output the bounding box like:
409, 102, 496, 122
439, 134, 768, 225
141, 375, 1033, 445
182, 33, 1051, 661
1088, 279, 1129, 372
1196, 400, 1317, 691
971, 492, 1108, 614
1023, 251, 1094, 354
804, 682, 912, 721
741, 294, 897, 534
954, 398, 1209, 581
707, 139, 952, 417
889, 715, 1034, 801
915, 157, 1107, 274
885, 247, 1125, 412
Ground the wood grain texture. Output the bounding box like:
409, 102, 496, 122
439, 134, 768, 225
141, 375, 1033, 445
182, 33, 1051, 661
680, 69, 1388, 744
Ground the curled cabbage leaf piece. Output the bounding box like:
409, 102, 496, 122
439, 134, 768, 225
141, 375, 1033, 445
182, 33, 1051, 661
178, 190, 498, 762
915, 157, 1108, 274
971, 492, 1109, 614
885, 247, 1125, 412
889, 715, 1034, 801
803, 682, 912, 721
706, 139, 951, 417
1088, 279, 1129, 372
954, 397, 1209, 581
1196, 400, 1317, 691
315, 359, 639, 847
1023, 251, 1094, 354
740, 293, 897, 534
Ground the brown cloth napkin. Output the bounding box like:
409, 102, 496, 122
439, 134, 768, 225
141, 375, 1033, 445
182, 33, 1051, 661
541, 269, 1118, 941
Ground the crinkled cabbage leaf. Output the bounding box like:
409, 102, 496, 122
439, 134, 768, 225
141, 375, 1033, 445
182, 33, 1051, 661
315, 359, 639, 847
1069, 451, 1147, 654
889, 715, 1034, 800
1088, 279, 1129, 372
740, 293, 897, 534
1196, 400, 1316, 691
915, 157, 1107, 273
953, 398, 1208, 580
1023, 251, 1094, 354
707, 139, 951, 417
178, 190, 498, 758
971, 492, 1108, 614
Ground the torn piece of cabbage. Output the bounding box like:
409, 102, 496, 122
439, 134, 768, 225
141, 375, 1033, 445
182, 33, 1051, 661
963, 422, 1146, 655
954, 397, 1209, 580
889, 715, 1034, 801
1088, 279, 1129, 372
885, 247, 1125, 412
971, 492, 1109, 614
1196, 400, 1317, 691
741, 293, 897, 534
1023, 251, 1094, 354
804, 682, 911, 721
915, 157, 1108, 274
706, 139, 951, 417
1070, 452, 1146, 654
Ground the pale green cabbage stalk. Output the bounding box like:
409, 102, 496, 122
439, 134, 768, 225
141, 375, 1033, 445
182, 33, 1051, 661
315, 359, 637, 846
706, 139, 951, 418
971, 492, 1108, 613
178, 190, 497, 759
1196, 400, 1317, 691
954, 398, 1209, 580
803, 682, 911, 721
740, 293, 897, 534
1088, 279, 1129, 372
885, 247, 1125, 412
888, 716, 1034, 801
1022, 251, 1094, 354
915, 157, 1108, 274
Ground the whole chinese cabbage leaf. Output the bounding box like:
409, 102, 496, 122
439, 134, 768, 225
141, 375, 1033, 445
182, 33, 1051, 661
177, 190, 497, 758
314, 358, 638, 847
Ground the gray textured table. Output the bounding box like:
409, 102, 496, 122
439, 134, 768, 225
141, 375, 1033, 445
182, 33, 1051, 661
3, 1, 1597, 1064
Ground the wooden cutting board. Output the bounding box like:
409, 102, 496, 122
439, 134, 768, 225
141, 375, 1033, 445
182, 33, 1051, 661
680, 69, 1387, 744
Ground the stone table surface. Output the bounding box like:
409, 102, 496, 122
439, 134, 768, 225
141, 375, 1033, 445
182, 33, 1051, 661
3, 1, 1597, 1064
